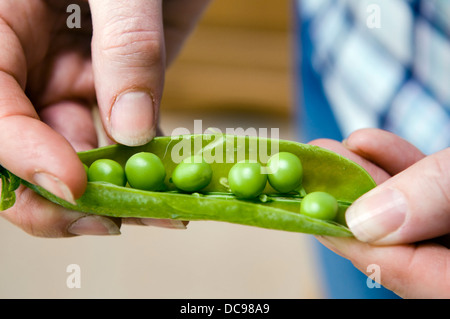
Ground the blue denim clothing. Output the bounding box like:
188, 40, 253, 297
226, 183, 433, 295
295, 0, 450, 298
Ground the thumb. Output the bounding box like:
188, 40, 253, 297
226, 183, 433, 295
89, 0, 164, 146
346, 148, 450, 245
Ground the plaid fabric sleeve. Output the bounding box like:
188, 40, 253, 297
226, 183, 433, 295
297, 0, 450, 155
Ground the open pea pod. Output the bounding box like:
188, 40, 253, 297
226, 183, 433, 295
6, 134, 376, 236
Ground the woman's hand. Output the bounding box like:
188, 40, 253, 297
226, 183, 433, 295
310, 128, 450, 298
0, 0, 211, 237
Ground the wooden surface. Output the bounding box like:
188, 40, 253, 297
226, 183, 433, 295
162, 0, 293, 117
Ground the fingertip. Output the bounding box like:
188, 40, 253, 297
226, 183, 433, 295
347, 149, 450, 245
344, 129, 425, 174
0, 116, 87, 201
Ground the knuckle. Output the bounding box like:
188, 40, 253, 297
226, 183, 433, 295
98, 17, 164, 67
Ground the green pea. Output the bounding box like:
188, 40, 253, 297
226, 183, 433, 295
172, 155, 213, 192
125, 152, 166, 191
300, 192, 338, 220
88, 159, 126, 186
267, 152, 303, 193
228, 160, 267, 199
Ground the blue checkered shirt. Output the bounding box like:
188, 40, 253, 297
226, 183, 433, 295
296, 0, 450, 155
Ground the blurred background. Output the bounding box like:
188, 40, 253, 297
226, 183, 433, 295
0, 0, 326, 298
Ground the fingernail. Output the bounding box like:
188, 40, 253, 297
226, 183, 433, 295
33, 172, 76, 205
346, 188, 407, 243
170, 219, 189, 229
317, 236, 351, 259
68, 215, 121, 236
110, 91, 155, 146
342, 138, 357, 152
139, 218, 188, 229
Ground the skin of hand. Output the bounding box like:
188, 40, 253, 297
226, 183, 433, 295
309, 128, 450, 298
0, 0, 211, 237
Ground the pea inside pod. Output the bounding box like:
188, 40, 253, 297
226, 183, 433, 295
228, 160, 267, 199
171, 155, 213, 192
88, 159, 126, 187
125, 152, 166, 191
300, 192, 339, 221
1, 134, 376, 236
267, 152, 303, 194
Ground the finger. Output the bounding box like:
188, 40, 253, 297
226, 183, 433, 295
28, 49, 96, 112
39, 101, 98, 152
36, 99, 188, 231
343, 128, 426, 175
309, 138, 391, 185
122, 217, 188, 229
317, 236, 450, 298
1, 184, 120, 237
0, 23, 86, 203
34, 100, 188, 231
0, 77, 86, 203
89, 0, 164, 146
345, 148, 450, 244
0, 1, 53, 79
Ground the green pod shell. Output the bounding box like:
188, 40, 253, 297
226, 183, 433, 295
16, 134, 376, 236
